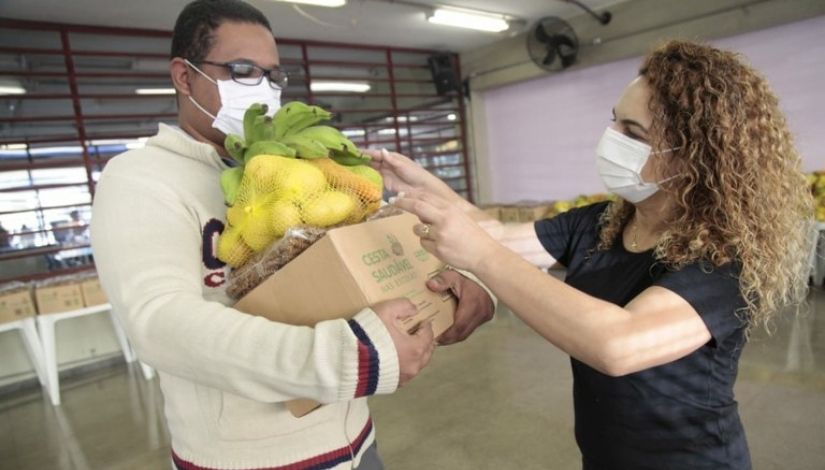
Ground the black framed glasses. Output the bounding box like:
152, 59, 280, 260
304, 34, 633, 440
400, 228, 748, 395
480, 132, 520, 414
199, 60, 288, 89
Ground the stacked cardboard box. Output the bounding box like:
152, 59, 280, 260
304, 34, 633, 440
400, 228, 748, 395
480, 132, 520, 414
34, 275, 85, 315
0, 282, 37, 324
517, 203, 553, 222
498, 205, 522, 223
480, 202, 553, 223
77, 272, 108, 307
479, 204, 501, 221
479, 194, 616, 224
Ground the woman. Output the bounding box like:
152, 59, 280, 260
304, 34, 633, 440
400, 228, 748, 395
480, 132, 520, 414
368, 40, 813, 469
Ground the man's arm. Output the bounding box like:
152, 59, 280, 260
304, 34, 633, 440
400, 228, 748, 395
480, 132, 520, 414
92, 169, 407, 404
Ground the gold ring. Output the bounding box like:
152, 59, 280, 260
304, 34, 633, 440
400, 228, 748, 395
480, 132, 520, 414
420, 224, 431, 237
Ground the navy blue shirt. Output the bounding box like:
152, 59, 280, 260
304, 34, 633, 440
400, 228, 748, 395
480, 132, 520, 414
534, 202, 751, 470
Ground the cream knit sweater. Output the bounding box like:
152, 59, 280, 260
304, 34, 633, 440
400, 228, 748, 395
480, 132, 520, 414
91, 124, 400, 469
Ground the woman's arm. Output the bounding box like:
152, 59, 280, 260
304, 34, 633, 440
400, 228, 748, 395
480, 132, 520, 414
477, 219, 560, 270
367, 149, 558, 269
393, 190, 712, 377
474, 245, 711, 376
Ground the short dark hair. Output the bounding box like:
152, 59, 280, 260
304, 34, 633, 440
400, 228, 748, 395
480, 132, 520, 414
170, 0, 272, 62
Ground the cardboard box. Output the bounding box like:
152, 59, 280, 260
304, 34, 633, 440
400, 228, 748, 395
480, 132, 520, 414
479, 205, 501, 221
35, 282, 84, 315
80, 277, 108, 307
0, 285, 36, 324
518, 203, 552, 222
235, 212, 456, 335
233, 212, 457, 417
498, 205, 522, 224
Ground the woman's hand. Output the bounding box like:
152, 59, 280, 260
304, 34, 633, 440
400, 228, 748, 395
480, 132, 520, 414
391, 190, 499, 272
363, 149, 459, 203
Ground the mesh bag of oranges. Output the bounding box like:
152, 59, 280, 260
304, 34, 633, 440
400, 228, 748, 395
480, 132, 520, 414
216, 101, 385, 285
225, 205, 404, 300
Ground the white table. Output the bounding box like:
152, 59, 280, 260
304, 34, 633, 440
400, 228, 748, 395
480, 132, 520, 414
811, 222, 825, 287
36, 303, 154, 406
52, 246, 93, 262
0, 316, 49, 390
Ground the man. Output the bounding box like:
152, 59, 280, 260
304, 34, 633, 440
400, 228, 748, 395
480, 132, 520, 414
90, 1, 494, 469
0, 222, 10, 250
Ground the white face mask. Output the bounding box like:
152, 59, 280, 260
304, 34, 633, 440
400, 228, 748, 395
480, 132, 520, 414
185, 59, 282, 138
596, 127, 677, 203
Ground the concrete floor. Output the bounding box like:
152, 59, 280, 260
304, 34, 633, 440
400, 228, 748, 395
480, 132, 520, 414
1, 288, 824, 470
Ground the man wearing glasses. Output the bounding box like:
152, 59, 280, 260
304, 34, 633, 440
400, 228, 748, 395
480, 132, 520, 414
90, 1, 494, 470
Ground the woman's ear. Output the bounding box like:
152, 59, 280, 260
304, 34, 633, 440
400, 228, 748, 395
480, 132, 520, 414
169, 58, 191, 97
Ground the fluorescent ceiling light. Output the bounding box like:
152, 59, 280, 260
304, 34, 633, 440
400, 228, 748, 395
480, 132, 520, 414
28, 146, 84, 156
1, 143, 27, 150
427, 8, 509, 33
0, 85, 26, 95
342, 129, 366, 138
126, 140, 147, 150
378, 128, 409, 137
385, 116, 418, 123
135, 88, 176, 95
274, 0, 346, 7
310, 81, 371, 93
87, 137, 148, 149
89, 137, 147, 146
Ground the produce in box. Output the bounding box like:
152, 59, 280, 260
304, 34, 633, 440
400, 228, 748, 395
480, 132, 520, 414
810, 172, 825, 222
216, 102, 385, 269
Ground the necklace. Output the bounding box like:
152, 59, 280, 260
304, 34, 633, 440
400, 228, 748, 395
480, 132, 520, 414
631, 220, 639, 250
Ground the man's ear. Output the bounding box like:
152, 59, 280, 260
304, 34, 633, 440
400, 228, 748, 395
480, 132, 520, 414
170, 58, 192, 97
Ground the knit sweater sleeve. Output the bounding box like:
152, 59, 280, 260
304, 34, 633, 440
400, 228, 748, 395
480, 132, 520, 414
91, 159, 399, 404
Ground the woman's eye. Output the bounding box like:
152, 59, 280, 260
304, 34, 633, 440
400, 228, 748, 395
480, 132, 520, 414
625, 131, 647, 143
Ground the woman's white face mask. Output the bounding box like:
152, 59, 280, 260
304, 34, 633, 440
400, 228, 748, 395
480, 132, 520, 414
595, 127, 678, 203
185, 59, 281, 139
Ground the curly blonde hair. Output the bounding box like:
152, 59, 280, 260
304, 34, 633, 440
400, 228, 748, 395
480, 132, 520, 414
598, 40, 813, 334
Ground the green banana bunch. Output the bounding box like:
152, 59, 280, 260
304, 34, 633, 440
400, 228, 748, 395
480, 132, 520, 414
224, 134, 247, 164
248, 115, 276, 144
294, 126, 356, 152
273, 101, 332, 138
225, 102, 369, 166
272, 101, 307, 138
280, 134, 329, 159
293, 125, 370, 166
287, 108, 332, 136
220, 167, 244, 205
243, 103, 269, 143
330, 148, 371, 166
244, 140, 296, 161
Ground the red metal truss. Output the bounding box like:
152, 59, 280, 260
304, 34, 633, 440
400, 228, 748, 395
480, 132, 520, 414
0, 16, 472, 283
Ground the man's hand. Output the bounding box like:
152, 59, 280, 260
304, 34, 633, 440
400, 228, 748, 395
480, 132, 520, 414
428, 270, 494, 345
372, 298, 436, 387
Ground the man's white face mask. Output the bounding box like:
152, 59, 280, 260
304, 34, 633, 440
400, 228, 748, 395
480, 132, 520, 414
595, 127, 679, 203
185, 59, 282, 138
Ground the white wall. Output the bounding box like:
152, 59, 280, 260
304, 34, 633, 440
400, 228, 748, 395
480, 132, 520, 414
481, 15, 825, 203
